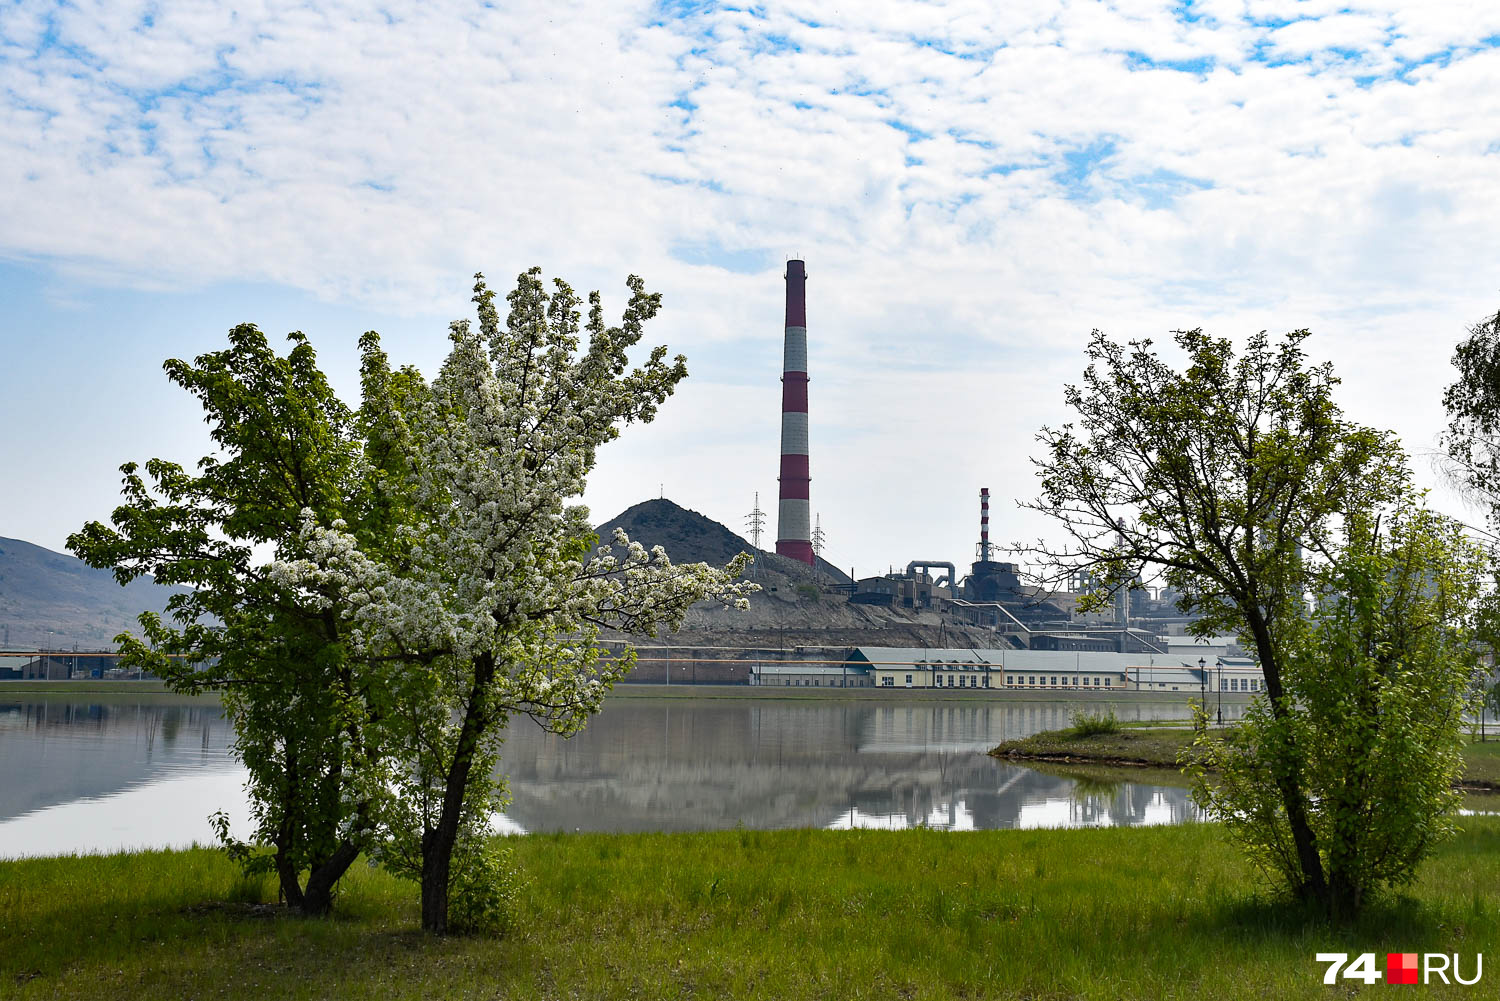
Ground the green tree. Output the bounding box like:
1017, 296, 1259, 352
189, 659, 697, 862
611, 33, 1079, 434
1441, 306, 1500, 733
1020, 327, 1404, 912
281, 270, 753, 933
1187, 501, 1484, 917
1441, 307, 1500, 523
1481, 678, 1500, 742
68, 327, 400, 915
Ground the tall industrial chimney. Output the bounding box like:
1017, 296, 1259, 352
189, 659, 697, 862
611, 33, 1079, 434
978, 486, 992, 561
775, 259, 814, 566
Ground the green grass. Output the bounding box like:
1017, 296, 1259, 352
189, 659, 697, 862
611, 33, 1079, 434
1460, 737, 1500, 786
0, 679, 181, 695
1067, 706, 1122, 737
5, 824, 1500, 999
992, 723, 1198, 767
996, 726, 1500, 790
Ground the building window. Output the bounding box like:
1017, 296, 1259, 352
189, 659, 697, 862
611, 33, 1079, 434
983, 675, 991, 687
882, 676, 894, 687
905, 674, 913, 686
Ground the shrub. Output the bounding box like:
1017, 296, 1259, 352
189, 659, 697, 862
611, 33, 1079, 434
448, 839, 522, 936
1068, 707, 1121, 737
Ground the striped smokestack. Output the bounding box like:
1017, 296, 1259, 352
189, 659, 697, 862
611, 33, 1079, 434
775, 259, 814, 566
979, 487, 992, 561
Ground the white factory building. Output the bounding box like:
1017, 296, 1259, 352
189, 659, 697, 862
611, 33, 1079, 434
831, 647, 1264, 693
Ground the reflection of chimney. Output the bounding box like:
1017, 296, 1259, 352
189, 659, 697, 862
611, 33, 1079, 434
775, 259, 813, 566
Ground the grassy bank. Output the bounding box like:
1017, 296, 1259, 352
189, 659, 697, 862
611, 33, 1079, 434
0, 679, 180, 695
5, 824, 1500, 999
994, 724, 1500, 789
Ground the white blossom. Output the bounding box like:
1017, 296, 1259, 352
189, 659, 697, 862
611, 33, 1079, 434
271, 270, 756, 918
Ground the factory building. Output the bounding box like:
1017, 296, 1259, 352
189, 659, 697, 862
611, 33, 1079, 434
748, 662, 874, 687
847, 647, 1264, 693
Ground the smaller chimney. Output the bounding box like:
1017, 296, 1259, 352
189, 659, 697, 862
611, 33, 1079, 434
978, 487, 992, 562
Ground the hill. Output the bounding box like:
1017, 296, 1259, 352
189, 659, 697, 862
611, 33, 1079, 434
595, 498, 851, 585
0, 536, 189, 650
592, 499, 999, 649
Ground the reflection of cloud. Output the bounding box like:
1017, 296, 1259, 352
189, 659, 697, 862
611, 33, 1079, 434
0, 701, 238, 820
0, 768, 252, 859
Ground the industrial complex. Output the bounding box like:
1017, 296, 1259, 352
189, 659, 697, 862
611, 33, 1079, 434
3, 259, 1248, 697
739, 259, 1219, 656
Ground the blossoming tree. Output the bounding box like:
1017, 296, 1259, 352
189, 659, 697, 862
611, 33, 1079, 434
280, 269, 753, 932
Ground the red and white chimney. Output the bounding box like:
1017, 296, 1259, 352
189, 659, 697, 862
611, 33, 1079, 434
775, 259, 814, 566
979, 487, 992, 562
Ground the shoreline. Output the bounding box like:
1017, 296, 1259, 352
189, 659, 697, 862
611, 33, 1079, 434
0, 677, 1260, 704
992, 725, 1500, 792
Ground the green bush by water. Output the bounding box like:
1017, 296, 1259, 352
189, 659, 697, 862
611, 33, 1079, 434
1068, 706, 1122, 737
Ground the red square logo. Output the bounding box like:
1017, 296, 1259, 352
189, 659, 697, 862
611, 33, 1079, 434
1387, 953, 1419, 985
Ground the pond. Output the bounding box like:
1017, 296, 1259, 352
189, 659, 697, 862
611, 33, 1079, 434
0, 691, 1224, 857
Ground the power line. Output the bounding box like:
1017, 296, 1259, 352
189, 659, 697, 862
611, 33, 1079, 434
745, 492, 766, 551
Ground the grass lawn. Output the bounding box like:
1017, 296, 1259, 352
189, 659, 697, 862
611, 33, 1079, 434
4, 823, 1500, 999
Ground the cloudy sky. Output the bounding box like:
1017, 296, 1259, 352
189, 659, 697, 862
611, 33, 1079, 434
2, 0, 1498, 580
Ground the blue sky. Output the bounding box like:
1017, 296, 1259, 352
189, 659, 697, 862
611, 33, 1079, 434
3, 0, 1500, 576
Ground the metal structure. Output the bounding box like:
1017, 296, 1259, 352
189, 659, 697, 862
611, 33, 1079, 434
745, 492, 766, 551
775, 258, 814, 565
812, 512, 826, 558
905, 560, 957, 588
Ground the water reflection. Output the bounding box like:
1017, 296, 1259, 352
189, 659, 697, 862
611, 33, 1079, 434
0, 696, 242, 857
0, 693, 1220, 857
497, 698, 1211, 833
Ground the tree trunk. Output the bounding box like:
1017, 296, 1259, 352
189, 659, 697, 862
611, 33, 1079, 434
420, 654, 496, 934
1246, 611, 1329, 907
301, 838, 361, 916
276, 845, 305, 911
1328, 867, 1360, 922
420, 824, 455, 933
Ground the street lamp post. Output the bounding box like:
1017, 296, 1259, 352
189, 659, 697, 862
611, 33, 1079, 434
1216, 660, 1224, 726
1198, 658, 1206, 720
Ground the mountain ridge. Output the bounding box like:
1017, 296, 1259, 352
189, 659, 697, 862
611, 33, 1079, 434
0, 536, 190, 649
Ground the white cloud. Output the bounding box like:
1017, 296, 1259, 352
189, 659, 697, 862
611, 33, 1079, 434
2, 0, 1498, 570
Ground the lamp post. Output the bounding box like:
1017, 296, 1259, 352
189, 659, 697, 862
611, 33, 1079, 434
1198, 657, 1206, 717
1216, 660, 1224, 727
